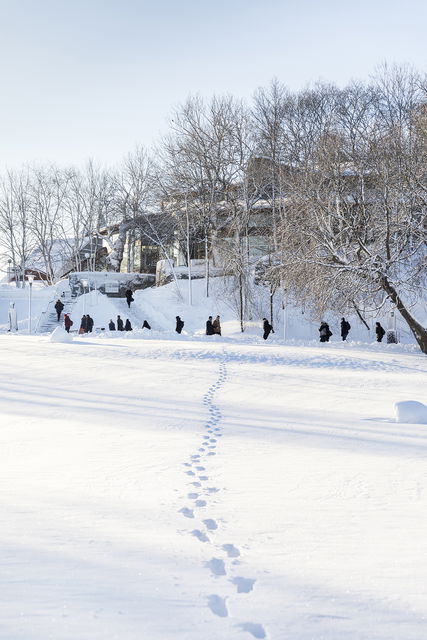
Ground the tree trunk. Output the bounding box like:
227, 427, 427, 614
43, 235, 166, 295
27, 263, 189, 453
381, 277, 427, 354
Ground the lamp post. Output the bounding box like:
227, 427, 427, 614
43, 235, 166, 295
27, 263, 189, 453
82, 279, 88, 317
28, 274, 34, 333
7, 259, 11, 282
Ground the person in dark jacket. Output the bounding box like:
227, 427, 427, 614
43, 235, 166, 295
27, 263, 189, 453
212, 315, 221, 336
64, 314, 73, 333
125, 289, 134, 308
80, 315, 88, 333
117, 315, 124, 331
142, 320, 151, 330
125, 319, 132, 331
86, 315, 94, 333
206, 316, 214, 335
263, 318, 274, 340
108, 319, 116, 331
175, 316, 184, 334
319, 321, 332, 342
375, 322, 385, 342
55, 299, 64, 321
340, 317, 351, 341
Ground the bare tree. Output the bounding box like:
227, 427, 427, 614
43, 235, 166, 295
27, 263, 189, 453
275, 69, 427, 352
0, 169, 34, 286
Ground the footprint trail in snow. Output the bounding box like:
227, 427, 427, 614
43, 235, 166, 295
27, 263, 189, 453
178, 357, 267, 638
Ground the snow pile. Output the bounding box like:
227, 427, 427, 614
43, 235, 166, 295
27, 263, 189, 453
395, 400, 427, 424
49, 326, 73, 343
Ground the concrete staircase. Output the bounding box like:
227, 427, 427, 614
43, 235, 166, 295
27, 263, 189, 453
36, 294, 76, 334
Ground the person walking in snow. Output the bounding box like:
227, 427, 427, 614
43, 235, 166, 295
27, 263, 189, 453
86, 314, 94, 333
55, 298, 64, 322
263, 318, 274, 340
64, 313, 73, 333
80, 315, 88, 334
125, 319, 132, 331
340, 317, 351, 341
212, 315, 221, 336
319, 321, 332, 342
375, 322, 385, 342
117, 315, 124, 331
175, 316, 184, 334
206, 316, 214, 335
142, 320, 151, 330
108, 319, 116, 331
125, 289, 134, 308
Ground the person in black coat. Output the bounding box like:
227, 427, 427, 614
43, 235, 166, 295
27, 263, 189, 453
263, 318, 273, 340
142, 320, 151, 330
125, 289, 134, 308
206, 316, 214, 335
80, 315, 88, 333
340, 317, 351, 341
117, 315, 124, 331
55, 299, 64, 321
175, 316, 184, 334
319, 321, 332, 342
375, 322, 385, 342
125, 319, 132, 331
108, 319, 116, 331
86, 315, 94, 333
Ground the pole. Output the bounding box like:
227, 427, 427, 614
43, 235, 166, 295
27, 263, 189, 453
28, 281, 33, 333
205, 234, 209, 298
186, 193, 192, 306
282, 288, 287, 341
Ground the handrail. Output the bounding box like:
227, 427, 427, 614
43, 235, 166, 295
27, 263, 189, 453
34, 297, 55, 334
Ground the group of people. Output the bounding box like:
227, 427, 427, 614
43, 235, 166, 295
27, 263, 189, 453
58, 295, 388, 343
319, 317, 386, 342
206, 315, 222, 336
108, 316, 151, 332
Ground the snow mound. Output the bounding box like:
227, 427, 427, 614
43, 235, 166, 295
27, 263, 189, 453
49, 327, 73, 343
395, 400, 427, 424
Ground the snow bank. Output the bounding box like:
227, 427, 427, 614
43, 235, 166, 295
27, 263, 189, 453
50, 327, 73, 343
395, 400, 427, 424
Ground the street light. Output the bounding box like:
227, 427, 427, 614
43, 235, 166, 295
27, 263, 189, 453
82, 279, 88, 317
28, 274, 34, 333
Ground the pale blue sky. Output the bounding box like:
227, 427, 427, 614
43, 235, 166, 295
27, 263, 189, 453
0, 0, 425, 168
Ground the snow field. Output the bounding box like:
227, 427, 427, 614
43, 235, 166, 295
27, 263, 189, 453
0, 332, 427, 639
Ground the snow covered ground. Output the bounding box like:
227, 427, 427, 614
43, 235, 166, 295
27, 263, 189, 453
1, 325, 427, 639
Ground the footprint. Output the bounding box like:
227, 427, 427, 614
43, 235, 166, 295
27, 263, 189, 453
186, 470, 195, 476
199, 475, 209, 481
187, 492, 198, 499
190, 482, 201, 487
223, 544, 240, 558
207, 452, 216, 456
209, 438, 216, 443
195, 499, 207, 507
191, 529, 209, 542
179, 507, 194, 519
207, 594, 228, 617
198, 448, 206, 452
191, 454, 200, 459
203, 518, 218, 531
206, 557, 226, 576
237, 622, 266, 638
183, 462, 192, 467
231, 577, 255, 593
195, 466, 206, 471
206, 487, 219, 493
208, 445, 216, 449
